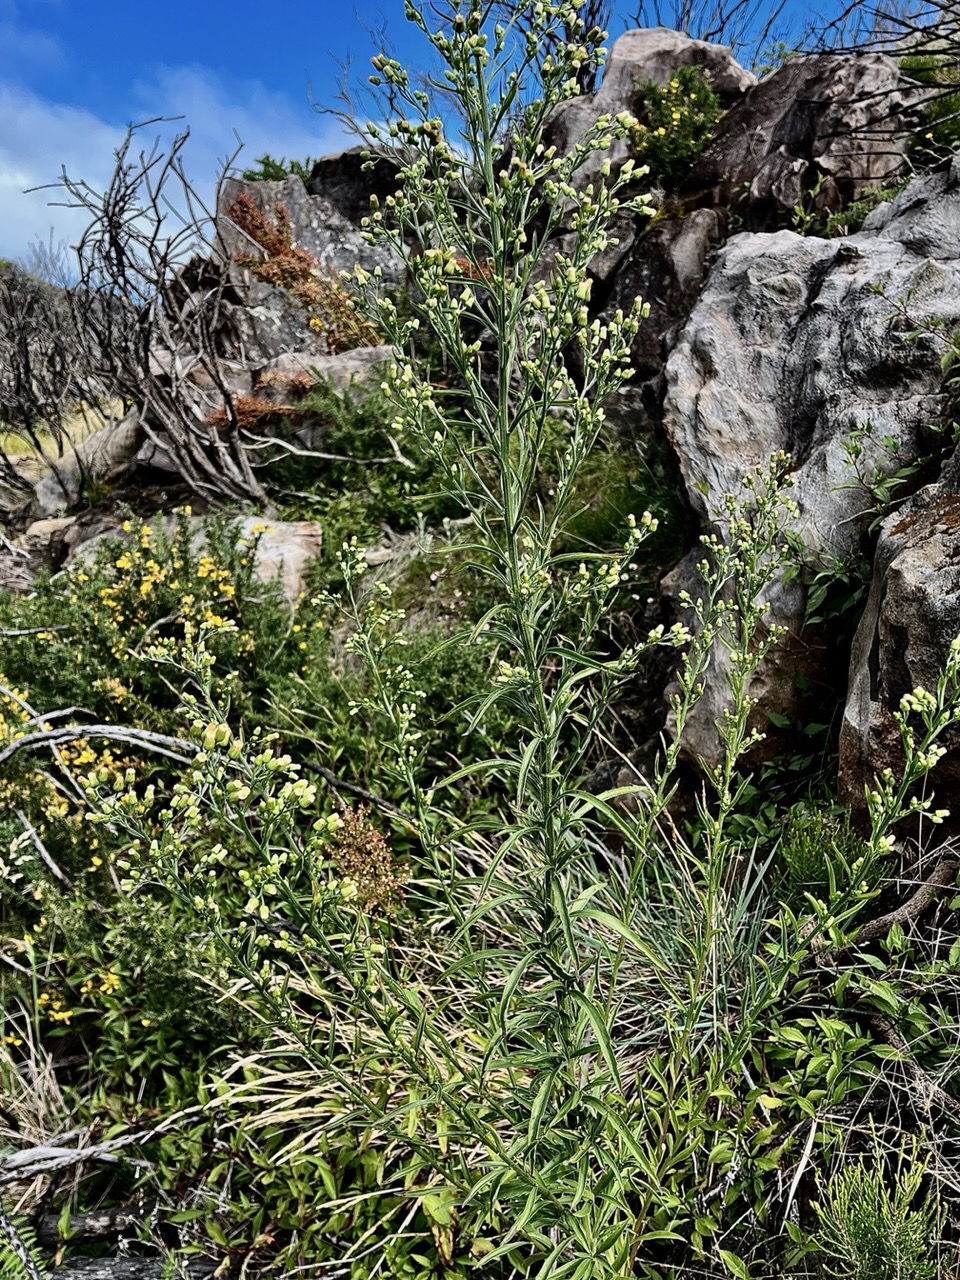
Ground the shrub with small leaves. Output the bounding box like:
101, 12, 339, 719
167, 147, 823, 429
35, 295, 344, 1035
901, 49, 960, 161
813, 1132, 945, 1280
630, 64, 722, 184
240, 153, 319, 184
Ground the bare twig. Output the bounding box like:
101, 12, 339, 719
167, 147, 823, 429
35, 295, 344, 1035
0, 1107, 203, 1187
0, 681, 87, 803
129, 611, 182, 655
49, 121, 269, 507
0, 261, 107, 503
806, 853, 960, 955
239, 430, 403, 466
304, 761, 418, 827
626, 0, 789, 66
0, 626, 69, 637
0, 531, 30, 560
14, 809, 74, 892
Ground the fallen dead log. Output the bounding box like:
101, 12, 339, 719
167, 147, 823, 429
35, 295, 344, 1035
36, 1208, 149, 1249
0, 1110, 201, 1187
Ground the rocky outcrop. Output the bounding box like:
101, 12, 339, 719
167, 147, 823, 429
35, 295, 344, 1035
4, 31, 952, 823
132, 345, 391, 476
214, 174, 398, 362
839, 473, 960, 823
230, 515, 322, 603
684, 52, 921, 228
99, 174, 398, 493
602, 207, 725, 380
545, 28, 755, 192
31, 409, 145, 518
660, 158, 960, 769
307, 146, 401, 225
252, 345, 392, 403
580, 40, 919, 387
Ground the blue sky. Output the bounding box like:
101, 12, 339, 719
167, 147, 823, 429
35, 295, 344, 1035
0, 0, 815, 261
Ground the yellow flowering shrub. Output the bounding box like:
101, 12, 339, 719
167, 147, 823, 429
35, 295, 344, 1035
630, 65, 723, 184
0, 509, 317, 743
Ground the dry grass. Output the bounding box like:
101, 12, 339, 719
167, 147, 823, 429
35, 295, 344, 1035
0, 400, 121, 483
0, 998, 76, 1211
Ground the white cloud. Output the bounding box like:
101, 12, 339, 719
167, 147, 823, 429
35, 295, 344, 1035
0, 63, 349, 263
0, 0, 64, 79
0, 84, 124, 261
130, 64, 347, 177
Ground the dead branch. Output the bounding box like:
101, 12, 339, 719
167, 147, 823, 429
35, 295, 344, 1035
49, 122, 269, 507
852, 854, 960, 947
0, 626, 69, 637
805, 852, 960, 956
866, 1011, 960, 1116
0, 531, 30, 560
239, 429, 406, 466
626, 0, 789, 67
35, 1207, 149, 1249
14, 809, 74, 892
0, 1108, 203, 1187
0, 681, 87, 803
0, 260, 107, 503
304, 761, 418, 828
0, 724, 196, 768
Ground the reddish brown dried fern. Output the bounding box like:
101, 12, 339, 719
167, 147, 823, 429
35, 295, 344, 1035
227, 194, 381, 355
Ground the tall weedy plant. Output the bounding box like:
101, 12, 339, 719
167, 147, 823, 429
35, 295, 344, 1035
250, 3, 813, 1272
88, 3, 960, 1276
